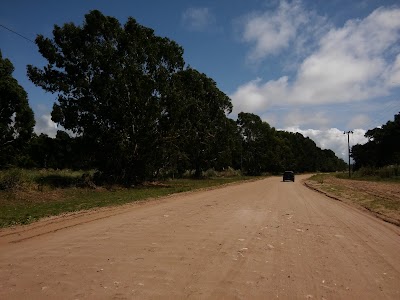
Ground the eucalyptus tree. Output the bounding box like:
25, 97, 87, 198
163, 68, 233, 177
237, 112, 275, 175
0, 50, 35, 168
28, 10, 184, 183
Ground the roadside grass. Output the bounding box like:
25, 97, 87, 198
308, 174, 347, 197
335, 173, 400, 182
308, 173, 329, 184
307, 173, 400, 225
0, 168, 91, 190
335, 165, 400, 182
0, 170, 255, 228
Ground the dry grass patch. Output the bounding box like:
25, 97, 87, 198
307, 174, 400, 226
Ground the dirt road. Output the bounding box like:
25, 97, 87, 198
1, 175, 399, 299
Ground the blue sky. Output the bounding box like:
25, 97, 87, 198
1, 0, 399, 160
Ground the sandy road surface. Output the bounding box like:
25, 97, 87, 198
1, 175, 399, 299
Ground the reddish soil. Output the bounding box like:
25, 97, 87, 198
1, 175, 399, 299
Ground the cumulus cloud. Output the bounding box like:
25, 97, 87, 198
241, 0, 328, 62
231, 5, 400, 116
34, 114, 58, 137
386, 54, 400, 87
284, 127, 368, 160
182, 7, 216, 31
282, 110, 331, 129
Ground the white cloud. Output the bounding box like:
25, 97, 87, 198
241, 0, 328, 62
386, 54, 400, 87
182, 7, 216, 31
34, 114, 58, 137
347, 114, 370, 129
231, 77, 289, 113
232, 5, 400, 117
282, 110, 331, 129
284, 127, 368, 160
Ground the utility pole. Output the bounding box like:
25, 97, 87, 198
344, 131, 353, 178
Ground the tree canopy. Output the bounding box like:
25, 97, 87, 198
27, 10, 185, 184
0, 10, 348, 183
352, 112, 400, 169
0, 50, 35, 168
163, 68, 233, 177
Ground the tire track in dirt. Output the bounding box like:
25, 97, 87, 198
1, 175, 399, 299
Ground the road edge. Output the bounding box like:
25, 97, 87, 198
303, 179, 400, 228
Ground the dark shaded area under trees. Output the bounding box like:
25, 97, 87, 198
1, 10, 347, 184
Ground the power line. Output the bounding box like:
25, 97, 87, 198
364, 102, 399, 130
0, 24, 35, 44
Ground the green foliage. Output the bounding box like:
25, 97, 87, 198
27, 131, 94, 170
217, 167, 241, 177
0, 50, 35, 168
352, 112, 400, 169
309, 173, 329, 184
162, 68, 233, 177
23, 10, 346, 183
336, 165, 400, 181
377, 165, 400, 178
0, 168, 96, 191
27, 10, 185, 184
0, 176, 252, 227
203, 168, 218, 178
236, 113, 346, 175
0, 168, 26, 190
237, 112, 265, 175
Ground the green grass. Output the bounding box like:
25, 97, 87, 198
0, 168, 91, 190
335, 173, 400, 182
308, 173, 347, 197
335, 165, 400, 182
0, 175, 254, 228
308, 173, 330, 184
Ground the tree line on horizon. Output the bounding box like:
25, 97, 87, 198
1, 10, 348, 184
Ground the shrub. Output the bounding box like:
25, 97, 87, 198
356, 166, 376, 177
203, 168, 218, 178
0, 169, 26, 190
218, 167, 241, 177
377, 165, 400, 178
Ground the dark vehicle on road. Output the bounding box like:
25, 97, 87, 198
283, 171, 295, 182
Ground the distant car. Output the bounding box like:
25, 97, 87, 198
283, 171, 295, 182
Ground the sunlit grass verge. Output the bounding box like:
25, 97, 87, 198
0, 172, 254, 228
307, 173, 400, 226
308, 173, 329, 184
335, 165, 400, 182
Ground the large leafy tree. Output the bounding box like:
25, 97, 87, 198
162, 68, 233, 177
27, 10, 184, 184
0, 50, 35, 168
237, 112, 275, 175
